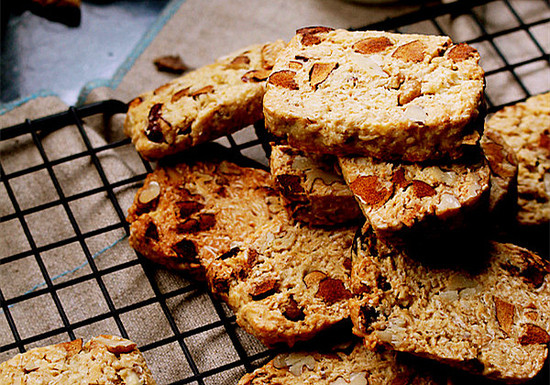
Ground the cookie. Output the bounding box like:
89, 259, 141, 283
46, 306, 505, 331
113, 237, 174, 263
0, 335, 156, 384
126, 155, 284, 279
263, 27, 485, 162
338, 149, 490, 237
206, 214, 356, 347
238, 339, 450, 384
124, 40, 286, 160
350, 225, 550, 383
270, 144, 362, 226
480, 129, 518, 220
484, 92, 550, 228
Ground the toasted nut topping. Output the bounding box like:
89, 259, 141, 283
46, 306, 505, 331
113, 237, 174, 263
289, 61, 303, 70
93, 336, 137, 354
171, 87, 191, 103
350, 372, 368, 385
304, 271, 327, 288
284, 352, 316, 376
398, 79, 422, 105
353, 37, 393, 54
227, 55, 250, 69
145, 221, 159, 241
482, 132, 518, 179
177, 200, 204, 218
283, 296, 305, 321
273, 354, 288, 369
447, 43, 478, 62
250, 276, 278, 300
145, 103, 169, 143
128, 97, 143, 109
519, 323, 550, 345
276, 174, 304, 198
241, 69, 271, 82
296, 26, 334, 35
268, 70, 299, 90
392, 167, 409, 189
138, 180, 160, 205
411, 180, 436, 198
153, 83, 171, 95
494, 296, 515, 335
297, 26, 334, 46
172, 239, 198, 260
261, 42, 284, 69
316, 277, 352, 304
392, 40, 426, 62
58, 339, 83, 358
309, 63, 338, 89
350, 175, 393, 207
404, 105, 427, 123
190, 85, 214, 98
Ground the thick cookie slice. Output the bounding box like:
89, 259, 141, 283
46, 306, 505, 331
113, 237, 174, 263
350, 226, 550, 383
338, 149, 490, 237
263, 27, 485, 162
238, 339, 450, 384
126, 157, 284, 279
0, 335, 156, 384
484, 92, 550, 228
207, 214, 356, 347
124, 40, 286, 160
270, 144, 362, 226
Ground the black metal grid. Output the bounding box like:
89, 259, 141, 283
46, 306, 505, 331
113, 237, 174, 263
1, 0, 549, 384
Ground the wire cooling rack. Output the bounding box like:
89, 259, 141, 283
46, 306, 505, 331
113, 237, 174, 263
1, 0, 549, 384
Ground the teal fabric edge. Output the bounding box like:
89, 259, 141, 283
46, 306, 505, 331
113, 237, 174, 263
76, 0, 187, 106
0, 90, 59, 116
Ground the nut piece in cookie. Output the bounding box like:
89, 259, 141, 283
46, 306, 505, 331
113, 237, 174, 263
270, 144, 362, 226
206, 214, 356, 347
124, 40, 286, 160
350, 225, 550, 383
127, 158, 284, 279
0, 335, 156, 384
263, 28, 485, 162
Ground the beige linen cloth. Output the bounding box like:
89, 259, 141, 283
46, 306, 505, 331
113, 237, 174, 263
1, 1, 548, 384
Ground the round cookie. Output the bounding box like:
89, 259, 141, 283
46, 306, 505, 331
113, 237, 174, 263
263, 28, 485, 162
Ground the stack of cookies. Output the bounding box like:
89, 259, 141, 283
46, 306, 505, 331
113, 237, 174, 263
122, 27, 548, 384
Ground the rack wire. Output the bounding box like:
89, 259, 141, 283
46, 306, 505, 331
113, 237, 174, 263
1, 0, 549, 384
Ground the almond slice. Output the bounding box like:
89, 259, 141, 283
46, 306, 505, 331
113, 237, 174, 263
353, 37, 393, 54
269, 70, 299, 90
138, 181, 160, 204
309, 63, 338, 89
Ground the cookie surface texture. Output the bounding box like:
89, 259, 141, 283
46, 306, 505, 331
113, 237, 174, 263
350, 226, 550, 383
338, 150, 490, 236
270, 144, 362, 225
484, 92, 550, 227
0, 335, 156, 384
127, 159, 284, 278
207, 214, 356, 347
238, 340, 449, 384
124, 40, 286, 160
263, 28, 485, 162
